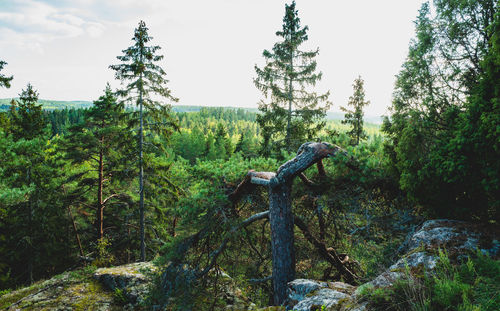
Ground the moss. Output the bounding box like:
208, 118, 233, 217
70, 280, 113, 311
0, 280, 47, 309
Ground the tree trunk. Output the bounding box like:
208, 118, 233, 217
269, 180, 295, 305
229, 142, 346, 306
27, 166, 33, 285
68, 205, 84, 257
139, 71, 145, 262
285, 52, 294, 152
97, 147, 104, 240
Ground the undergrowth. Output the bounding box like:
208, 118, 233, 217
359, 249, 500, 311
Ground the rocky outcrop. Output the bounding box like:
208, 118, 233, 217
1, 219, 497, 310
93, 261, 156, 305
0, 270, 116, 310
0, 262, 156, 310
286, 219, 499, 311
286, 279, 354, 310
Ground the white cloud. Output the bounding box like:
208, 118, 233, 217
0, 0, 105, 51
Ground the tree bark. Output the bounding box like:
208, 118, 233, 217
97, 146, 104, 240
229, 142, 345, 305
269, 180, 295, 305
139, 68, 145, 262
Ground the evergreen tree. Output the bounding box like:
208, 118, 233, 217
254, 1, 331, 155
382, 0, 498, 221
110, 20, 179, 261
341, 76, 369, 145
9, 84, 46, 140
0, 84, 68, 286
234, 132, 245, 153
0, 60, 13, 89
215, 123, 232, 159
64, 85, 131, 242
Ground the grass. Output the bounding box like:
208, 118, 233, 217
359, 249, 500, 311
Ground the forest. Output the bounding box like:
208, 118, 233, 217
0, 1, 498, 310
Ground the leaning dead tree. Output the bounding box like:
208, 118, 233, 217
229, 142, 359, 305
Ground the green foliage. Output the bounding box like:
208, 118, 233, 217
0, 60, 13, 89
63, 85, 133, 242
113, 288, 128, 305
255, 0, 331, 155
9, 83, 47, 140
0, 114, 69, 288
93, 237, 115, 268
341, 76, 369, 146
361, 250, 500, 311
69, 265, 98, 282
382, 0, 499, 222
110, 20, 179, 261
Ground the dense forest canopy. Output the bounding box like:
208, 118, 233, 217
0, 1, 498, 310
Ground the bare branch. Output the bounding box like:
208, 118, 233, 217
196, 211, 270, 278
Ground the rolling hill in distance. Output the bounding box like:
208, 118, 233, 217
0, 98, 384, 124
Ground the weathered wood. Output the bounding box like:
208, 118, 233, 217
228, 170, 275, 203
269, 181, 295, 305
251, 176, 271, 186
229, 142, 345, 306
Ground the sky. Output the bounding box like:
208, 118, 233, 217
0, 0, 426, 116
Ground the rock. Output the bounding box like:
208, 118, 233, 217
288, 219, 499, 311
292, 288, 349, 310
287, 279, 356, 310
359, 271, 403, 290
287, 279, 328, 304
389, 251, 437, 271
403, 219, 499, 256
0, 270, 116, 310
93, 261, 156, 305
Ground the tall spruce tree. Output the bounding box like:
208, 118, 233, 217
110, 20, 178, 261
254, 1, 331, 155
341, 76, 369, 145
0, 60, 13, 89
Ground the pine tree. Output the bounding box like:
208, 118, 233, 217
0, 60, 13, 89
254, 1, 331, 155
341, 76, 369, 145
64, 85, 131, 242
110, 20, 178, 261
1, 84, 68, 285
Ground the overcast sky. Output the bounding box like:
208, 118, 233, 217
0, 0, 425, 116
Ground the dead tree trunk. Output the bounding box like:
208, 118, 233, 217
268, 180, 294, 304
229, 142, 345, 305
